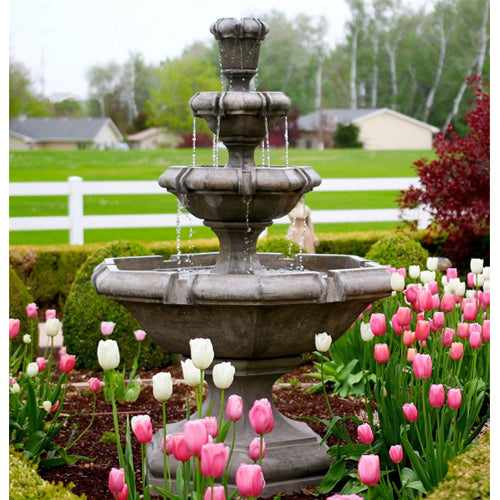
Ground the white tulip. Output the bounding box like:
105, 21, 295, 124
409, 265, 421, 279
181, 358, 202, 387
212, 362, 235, 389
11, 383, 20, 394
466, 290, 475, 299
420, 270, 435, 284
390, 272, 405, 292
23, 334, 31, 344
189, 338, 215, 370
441, 275, 449, 287
483, 266, 490, 279
42, 400, 52, 412
426, 257, 439, 271
483, 280, 490, 291
470, 258, 484, 274
315, 332, 333, 352
455, 281, 466, 297
152, 372, 173, 401
448, 278, 460, 294
97, 339, 120, 370
473, 274, 485, 287
45, 318, 61, 337
360, 322, 374, 342
26, 362, 39, 377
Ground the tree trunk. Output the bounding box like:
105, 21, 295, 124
315, 55, 325, 150
477, 0, 490, 75
385, 41, 398, 110
350, 26, 359, 109
370, 33, 379, 108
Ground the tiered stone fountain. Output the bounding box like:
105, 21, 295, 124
92, 17, 392, 495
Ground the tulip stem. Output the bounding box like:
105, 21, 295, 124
320, 355, 334, 418
198, 370, 204, 418
142, 443, 151, 500
162, 400, 170, 496
219, 388, 225, 429
66, 392, 97, 451
106, 370, 125, 468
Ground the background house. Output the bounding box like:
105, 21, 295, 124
297, 108, 439, 150
9, 117, 123, 150
127, 127, 181, 150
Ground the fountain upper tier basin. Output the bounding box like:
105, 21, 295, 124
91, 252, 392, 359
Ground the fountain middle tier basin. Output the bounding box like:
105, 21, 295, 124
91, 253, 392, 359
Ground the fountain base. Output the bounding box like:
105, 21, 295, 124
147, 357, 330, 496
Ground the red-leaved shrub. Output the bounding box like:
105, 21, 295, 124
397, 75, 489, 268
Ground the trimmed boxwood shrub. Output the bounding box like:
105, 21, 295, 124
365, 233, 429, 270
9, 266, 39, 349
257, 235, 300, 257
9, 446, 85, 500
63, 241, 176, 371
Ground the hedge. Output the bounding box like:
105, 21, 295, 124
9, 230, 445, 315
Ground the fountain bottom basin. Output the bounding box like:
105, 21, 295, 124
91, 252, 391, 494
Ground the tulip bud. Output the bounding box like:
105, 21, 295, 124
153, 372, 173, 401
184, 419, 209, 455
131, 415, 153, 444
59, 354, 76, 373
402, 402, 418, 422
203, 416, 219, 438
249, 398, 274, 435
447, 388, 462, 409
469, 329, 482, 349
212, 361, 235, 389
426, 257, 438, 271
446, 268, 458, 281
441, 293, 455, 312
413, 353, 432, 379
415, 320, 431, 341
248, 436, 266, 461
23, 334, 32, 344
409, 265, 420, 279
11, 383, 20, 394
134, 329, 147, 341
42, 400, 52, 412
26, 303, 38, 318
391, 314, 403, 335
449, 342, 464, 360
200, 442, 229, 478
108, 467, 125, 494
357, 423, 374, 444
482, 320, 490, 342
403, 330, 415, 347
440, 327, 455, 347
470, 258, 484, 274
374, 343, 390, 363
431, 311, 445, 331
420, 270, 435, 284
226, 394, 244, 421
181, 358, 202, 387
396, 307, 412, 327
406, 348, 417, 363
235, 463, 265, 498
389, 445, 403, 464
429, 384, 445, 407
45, 309, 57, 320
161, 434, 174, 455
369, 313, 386, 336
9, 318, 20, 339
357, 454, 380, 486
45, 318, 61, 337
390, 272, 405, 292
173, 433, 191, 462
315, 332, 333, 352
190, 338, 215, 370
26, 362, 39, 377
360, 322, 374, 342
100, 321, 115, 336
457, 322, 470, 339
97, 339, 120, 370
88, 377, 102, 393
204, 486, 226, 500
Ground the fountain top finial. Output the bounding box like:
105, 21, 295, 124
210, 18, 269, 40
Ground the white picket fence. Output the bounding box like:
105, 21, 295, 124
9, 176, 430, 245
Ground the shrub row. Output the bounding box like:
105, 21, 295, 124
9, 230, 441, 315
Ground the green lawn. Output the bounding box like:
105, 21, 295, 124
9, 148, 427, 245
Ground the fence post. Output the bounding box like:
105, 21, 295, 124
68, 176, 84, 245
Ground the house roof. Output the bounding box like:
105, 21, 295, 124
297, 108, 439, 133
127, 127, 165, 142
9, 117, 123, 142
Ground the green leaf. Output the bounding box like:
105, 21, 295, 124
318, 458, 347, 494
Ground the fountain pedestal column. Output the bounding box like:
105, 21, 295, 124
148, 357, 331, 496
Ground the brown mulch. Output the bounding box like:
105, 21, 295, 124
38, 361, 367, 500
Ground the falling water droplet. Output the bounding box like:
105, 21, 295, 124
176, 198, 183, 264
284, 116, 289, 167
192, 117, 197, 167
264, 116, 271, 167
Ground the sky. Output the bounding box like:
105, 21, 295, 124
9, 0, 352, 100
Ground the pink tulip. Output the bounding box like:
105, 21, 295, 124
440, 327, 455, 347
413, 353, 432, 379
134, 329, 147, 341
45, 309, 57, 320
447, 388, 462, 409
58, 346, 67, 357
226, 394, 244, 421
402, 403, 418, 422
100, 321, 116, 336
26, 303, 38, 318
88, 377, 101, 393
51, 400, 60, 413
446, 268, 458, 281
391, 314, 403, 335
249, 437, 266, 461
417, 289, 433, 312
36, 357, 48, 372
469, 330, 482, 349
131, 415, 153, 444
431, 294, 440, 310
403, 330, 415, 347
467, 272, 475, 287
59, 354, 76, 373
108, 467, 125, 494
440, 293, 455, 312
406, 348, 417, 363
161, 434, 174, 455
9, 318, 20, 339
431, 312, 445, 331
405, 284, 421, 304
235, 463, 266, 497
357, 423, 374, 444
249, 398, 274, 435
457, 322, 470, 339
326, 495, 364, 500
482, 320, 490, 342
184, 419, 209, 455
415, 320, 431, 342
463, 302, 477, 321
429, 384, 445, 408
369, 313, 386, 336
200, 442, 229, 478
204, 486, 226, 500
396, 307, 412, 327
374, 343, 390, 363
173, 433, 191, 462
389, 445, 403, 464
357, 454, 380, 486
203, 416, 219, 438
428, 281, 439, 295
482, 290, 490, 307
449, 342, 464, 360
